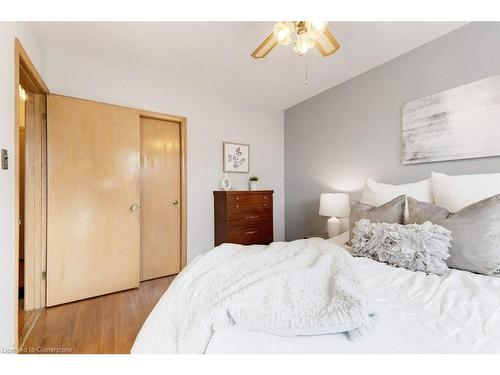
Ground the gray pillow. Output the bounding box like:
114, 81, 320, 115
408, 195, 500, 276
349, 195, 405, 241
351, 219, 452, 276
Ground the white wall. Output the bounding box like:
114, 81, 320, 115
0, 22, 46, 351
45, 49, 285, 262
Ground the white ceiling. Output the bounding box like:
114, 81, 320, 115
34, 22, 467, 110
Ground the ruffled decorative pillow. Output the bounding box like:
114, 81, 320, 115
351, 219, 452, 276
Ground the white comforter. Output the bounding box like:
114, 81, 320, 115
354, 256, 500, 353
131, 239, 375, 354
206, 255, 500, 354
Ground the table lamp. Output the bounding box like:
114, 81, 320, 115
319, 193, 350, 238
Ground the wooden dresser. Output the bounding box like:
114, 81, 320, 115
213, 190, 274, 246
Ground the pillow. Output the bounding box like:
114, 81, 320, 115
360, 178, 434, 222
349, 195, 405, 241
360, 178, 434, 206
432, 171, 500, 212
408, 195, 500, 276
351, 219, 451, 276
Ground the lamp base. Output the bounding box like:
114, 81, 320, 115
327, 217, 341, 238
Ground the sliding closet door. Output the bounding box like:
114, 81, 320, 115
46, 95, 140, 306
140, 117, 181, 280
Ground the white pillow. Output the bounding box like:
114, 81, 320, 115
432, 171, 500, 212
360, 178, 434, 223
361, 178, 434, 206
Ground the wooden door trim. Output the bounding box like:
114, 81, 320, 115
14, 39, 49, 350
17, 42, 49, 95
139, 112, 187, 269
23, 93, 47, 312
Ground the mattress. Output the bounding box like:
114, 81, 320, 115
206, 245, 500, 354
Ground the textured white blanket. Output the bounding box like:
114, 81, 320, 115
131, 239, 376, 354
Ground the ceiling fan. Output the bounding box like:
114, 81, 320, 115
251, 21, 340, 59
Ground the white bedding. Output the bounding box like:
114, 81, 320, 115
207, 254, 500, 354
133, 236, 500, 354
132, 239, 375, 354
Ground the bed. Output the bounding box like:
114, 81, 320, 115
132, 232, 500, 354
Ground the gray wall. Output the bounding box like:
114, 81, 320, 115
284, 22, 500, 240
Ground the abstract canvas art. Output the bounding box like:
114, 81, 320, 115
402, 75, 500, 164
223, 142, 249, 173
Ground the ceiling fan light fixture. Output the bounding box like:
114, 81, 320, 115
251, 20, 339, 60
306, 21, 328, 38
274, 21, 295, 46
293, 33, 315, 55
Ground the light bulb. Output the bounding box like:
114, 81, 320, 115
274, 21, 295, 46
293, 33, 314, 55
306, 21, 327, 39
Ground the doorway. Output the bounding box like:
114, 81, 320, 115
14, 39, 49, 350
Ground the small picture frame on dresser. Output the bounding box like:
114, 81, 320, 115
223, 142, 249, 173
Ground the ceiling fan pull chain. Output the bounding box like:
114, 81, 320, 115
304, 54, 308, 86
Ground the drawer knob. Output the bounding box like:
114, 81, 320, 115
235, 205, 239, 208
263, 203, 267, 207
244, 230, 258, 235
263, 196, 267, 199
245, 215, 258, 219
235, 197, 239, 200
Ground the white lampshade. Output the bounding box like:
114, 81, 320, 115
319, 193, 350, 217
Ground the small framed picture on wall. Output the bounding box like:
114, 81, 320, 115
223, 142, 249, 173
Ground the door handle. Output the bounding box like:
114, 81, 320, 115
130, 204, 141, 212
172, 200, 179, 205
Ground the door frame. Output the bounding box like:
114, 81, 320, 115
14, 39, 49, 349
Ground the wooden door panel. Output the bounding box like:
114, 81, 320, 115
140, 117, 181, 280
47, 95, 140, 306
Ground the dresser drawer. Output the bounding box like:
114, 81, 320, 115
228, 208, 272, 227
228, 224, 273, 245
227, 193, 272, 211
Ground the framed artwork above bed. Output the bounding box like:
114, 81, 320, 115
401, 75, 500, 164
223, 142, 249, 173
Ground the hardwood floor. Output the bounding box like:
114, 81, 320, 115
21, 276, 175, 354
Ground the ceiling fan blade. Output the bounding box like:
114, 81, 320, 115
315, 27, 340, 57
251, 32, 277, 59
